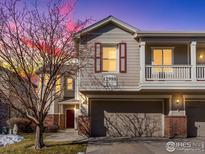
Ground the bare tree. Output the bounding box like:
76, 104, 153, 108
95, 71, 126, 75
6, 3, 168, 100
0, 0, 89, 149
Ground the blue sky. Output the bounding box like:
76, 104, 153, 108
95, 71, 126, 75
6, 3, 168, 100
72, 0, 205, 31
25, 0, 205, 31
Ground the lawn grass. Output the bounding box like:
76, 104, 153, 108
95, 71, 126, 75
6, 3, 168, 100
0, 133, 86, 154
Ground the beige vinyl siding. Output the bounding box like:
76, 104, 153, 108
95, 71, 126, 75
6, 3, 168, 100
79, 23, 140, 91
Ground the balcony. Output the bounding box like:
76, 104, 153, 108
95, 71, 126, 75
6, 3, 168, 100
145, 65, 192, 81
139, 41, 205, 89
145, 65, 205, 81
196, 65, 205, 80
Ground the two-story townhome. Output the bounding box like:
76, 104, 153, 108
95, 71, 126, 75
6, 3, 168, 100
48, 16, 205, 138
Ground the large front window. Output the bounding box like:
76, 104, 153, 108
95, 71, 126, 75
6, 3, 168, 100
102, 46, 117, 72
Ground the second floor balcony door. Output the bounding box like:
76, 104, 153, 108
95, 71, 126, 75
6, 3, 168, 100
152, 48, 173, 73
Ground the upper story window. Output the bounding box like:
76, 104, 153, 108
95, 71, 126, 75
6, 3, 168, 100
66, 78, 73, 90
38, 74, 49, 90
64, 77, 74, 98
95, 43, 127, 73
102, 46, 117, 72
56, 75, 61, 94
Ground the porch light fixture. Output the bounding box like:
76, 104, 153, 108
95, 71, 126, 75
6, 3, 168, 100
176, 99, 180, 104
200, 54, 204, 59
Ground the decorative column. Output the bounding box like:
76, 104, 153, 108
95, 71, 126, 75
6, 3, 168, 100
191, 41, 197, 81
140, 41, 146, 83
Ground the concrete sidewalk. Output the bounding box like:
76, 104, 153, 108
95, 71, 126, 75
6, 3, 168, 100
45, 129, 88, 142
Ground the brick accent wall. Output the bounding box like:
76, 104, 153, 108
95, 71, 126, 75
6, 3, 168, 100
59, 115, 65, 129
78, 116, 90, 136
164, 116, 187, 138
45, 114, 65, 129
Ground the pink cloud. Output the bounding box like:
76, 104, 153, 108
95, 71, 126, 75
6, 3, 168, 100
59, 0, 76, 15
8, 22, 17, 31
66, 20, 86, 32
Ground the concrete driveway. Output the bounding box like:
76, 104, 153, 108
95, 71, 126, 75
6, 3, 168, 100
86, 137, 205, 154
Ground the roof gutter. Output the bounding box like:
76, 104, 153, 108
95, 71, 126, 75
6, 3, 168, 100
135, 32, 205, 38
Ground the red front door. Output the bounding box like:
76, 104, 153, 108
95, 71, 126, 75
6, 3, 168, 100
66, 109, 74, 128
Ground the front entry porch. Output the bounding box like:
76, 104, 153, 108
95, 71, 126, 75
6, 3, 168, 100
57, 99, 80, 129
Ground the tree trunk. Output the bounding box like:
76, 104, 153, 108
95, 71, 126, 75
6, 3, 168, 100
35, 124, 44, 149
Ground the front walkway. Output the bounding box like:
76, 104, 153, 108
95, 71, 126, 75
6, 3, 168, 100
45, 129, 88, 142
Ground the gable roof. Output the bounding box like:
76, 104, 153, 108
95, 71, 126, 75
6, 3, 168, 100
75, 15, 140, 38
76, 15, 205, 39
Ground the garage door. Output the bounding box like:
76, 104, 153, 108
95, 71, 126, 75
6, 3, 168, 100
186, 101, 205, 137
90, 100, 163, 137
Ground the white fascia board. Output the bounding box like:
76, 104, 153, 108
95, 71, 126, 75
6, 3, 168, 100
75, 16, 139, 38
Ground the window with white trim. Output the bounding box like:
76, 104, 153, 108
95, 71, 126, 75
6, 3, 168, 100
152, 48, 173, 72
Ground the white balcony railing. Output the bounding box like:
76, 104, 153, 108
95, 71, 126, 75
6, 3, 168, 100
197, 65, 205, 80
145, 65, 192, 81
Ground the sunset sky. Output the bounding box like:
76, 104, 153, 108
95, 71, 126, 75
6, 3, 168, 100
27, 0, 205, 31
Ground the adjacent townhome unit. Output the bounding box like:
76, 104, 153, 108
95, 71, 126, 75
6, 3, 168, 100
49, 16, 205, 138
44, 72, 77, 129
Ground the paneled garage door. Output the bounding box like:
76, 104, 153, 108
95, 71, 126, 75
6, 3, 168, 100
90, 100, 163, 137
186, 101, 205, 137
